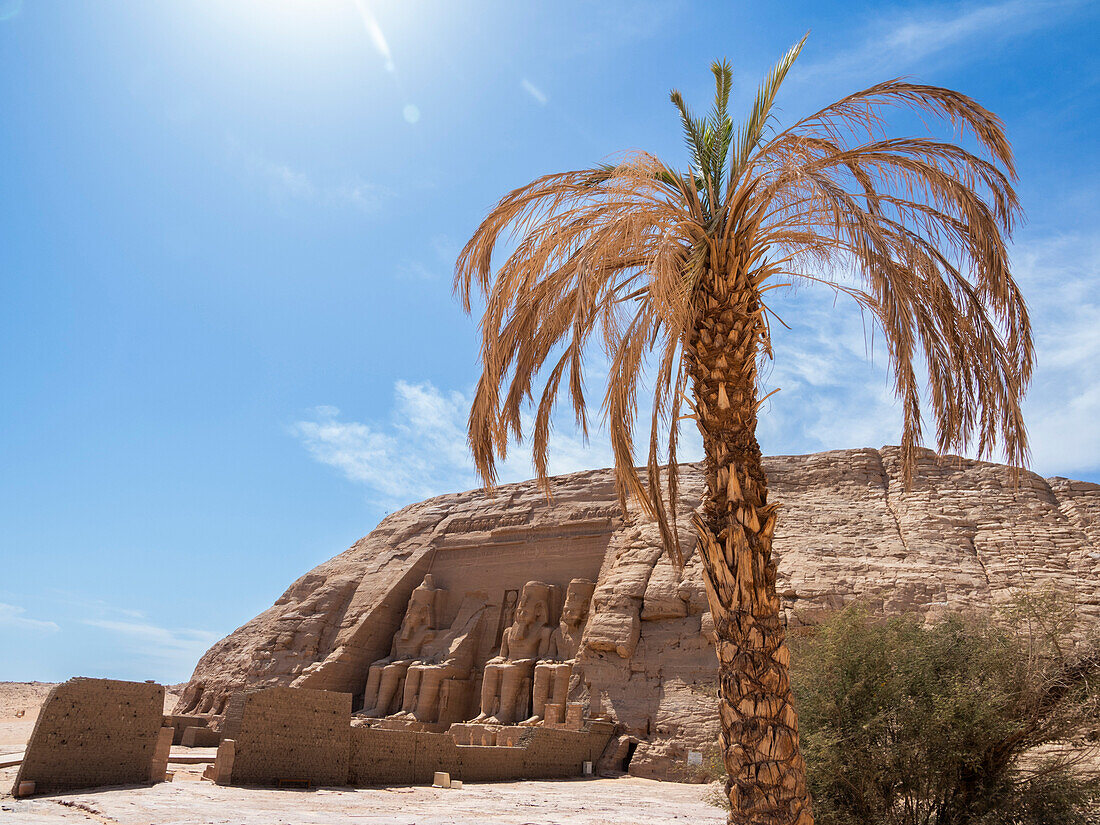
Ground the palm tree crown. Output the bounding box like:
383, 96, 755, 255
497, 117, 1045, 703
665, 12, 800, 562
455, 37, 1031, 555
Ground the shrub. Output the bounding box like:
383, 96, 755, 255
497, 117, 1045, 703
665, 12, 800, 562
789, 595, 1100, 825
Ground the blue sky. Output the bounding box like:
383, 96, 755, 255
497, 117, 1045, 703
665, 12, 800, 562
1, 0, 1098, 683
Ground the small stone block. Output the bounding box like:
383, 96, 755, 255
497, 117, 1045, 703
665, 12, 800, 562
544, 703, 564, 727
180, 725, 220, 748
432, 771, 451, 788
213, 739, 235, 785
15, 780, 35, 798
565, 703, 584, 730
150, 726, 174, 783
451, 780, 463, 789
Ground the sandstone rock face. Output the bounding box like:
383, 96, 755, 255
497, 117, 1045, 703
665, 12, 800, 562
178, 447, 1100, 780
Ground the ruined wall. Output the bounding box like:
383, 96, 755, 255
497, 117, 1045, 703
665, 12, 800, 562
14, 678, 164, 795
180, 447, 1100, 781
229, 687, 351, 786
521, 724, 615, 778
347, 727, 425, 786
347, 724, 613, 785
209, 686, 614, 787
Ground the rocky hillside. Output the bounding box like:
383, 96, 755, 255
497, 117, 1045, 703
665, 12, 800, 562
177, 447, 1100, 779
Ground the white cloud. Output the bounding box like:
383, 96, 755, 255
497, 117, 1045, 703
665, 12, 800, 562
328, 177, 388, 211
292, 381, 619, 509
754, 285, 902, 458
431, 234, 459, 264
801, 0, 1077, 80
291, 385, 471, 504
36, 591, 146, 621
82, 619, 220, 675
0, 602, 59, 633
1014, 233, 1100, 475
296, 231, 1100, 505
397, 235, 461, 282
236, 145, 387, 213
560, 0, 682, 57
521, 78, 548, 106
757, 231, 1100, 478
396, 260, 438, 281
262, 160, 314, 199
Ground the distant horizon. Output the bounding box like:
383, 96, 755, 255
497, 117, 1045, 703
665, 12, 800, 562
2, 0, 1098, 684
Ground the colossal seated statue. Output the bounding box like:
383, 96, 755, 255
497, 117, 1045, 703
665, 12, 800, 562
522, 577, 594, 725
360, 575, 439, 717
392, 593, 488, 724
472, 580, 554, 725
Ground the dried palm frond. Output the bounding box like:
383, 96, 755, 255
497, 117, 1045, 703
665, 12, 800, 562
455, 36, 1031, 552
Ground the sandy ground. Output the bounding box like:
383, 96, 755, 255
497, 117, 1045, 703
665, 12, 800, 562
0, 683, 56, 753
0, 683, 183, 757
0, 776, 723, 824
0, 682, 721, 823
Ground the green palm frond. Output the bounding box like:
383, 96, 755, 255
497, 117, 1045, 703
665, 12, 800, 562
707, 60, 734, 185
669, 90, 707, 176
671, 60, 740, 216
729, 32, 809, 189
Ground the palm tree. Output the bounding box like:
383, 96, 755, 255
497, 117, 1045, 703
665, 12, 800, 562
454, 36, 1031, 825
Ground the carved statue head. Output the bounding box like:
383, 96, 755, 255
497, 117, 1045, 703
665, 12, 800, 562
400, 575, 437, 640
560, 578, 595, 629
512, 580, 551, 639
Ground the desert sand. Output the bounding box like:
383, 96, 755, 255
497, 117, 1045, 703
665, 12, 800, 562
0, 683, 55, 755
0, 776, 723, 824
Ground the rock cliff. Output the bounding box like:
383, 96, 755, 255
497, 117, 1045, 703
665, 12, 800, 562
177, 446, 1100, 779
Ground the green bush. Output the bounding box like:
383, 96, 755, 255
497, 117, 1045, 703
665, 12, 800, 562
788, 596, 1100, 825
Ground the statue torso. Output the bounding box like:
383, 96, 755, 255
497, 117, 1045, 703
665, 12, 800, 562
393, 627, 432, 659
503, 624, 547, 660
550, 624, 583, 660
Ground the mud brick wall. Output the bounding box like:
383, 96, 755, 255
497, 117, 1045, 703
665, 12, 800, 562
347, 724, 614, 785
229, 687, 351, 786
13, 678, 165, 795
523, 723, 615, 777
455, 743, 524, 782
348, 727, 417, 785
349, 728, 460, 785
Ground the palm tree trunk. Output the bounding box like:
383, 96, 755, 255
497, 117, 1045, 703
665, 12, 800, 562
688, 261, 813, 825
